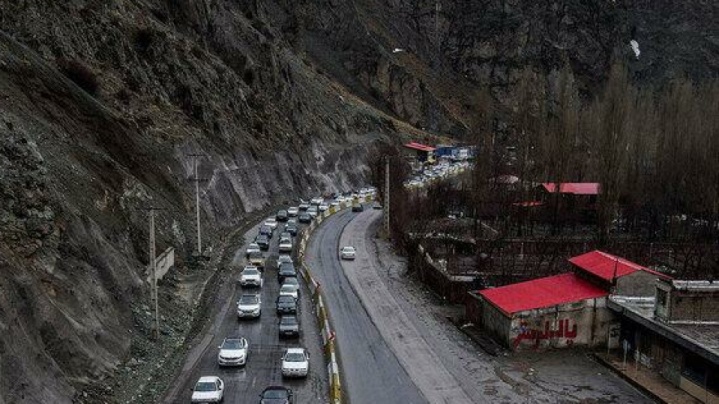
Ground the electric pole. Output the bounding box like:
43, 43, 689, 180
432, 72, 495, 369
187, 154, 206, 257
384, 156, 391, 238
149, 208, 160, 340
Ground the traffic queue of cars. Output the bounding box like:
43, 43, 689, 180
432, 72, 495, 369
190, 190, 375, 403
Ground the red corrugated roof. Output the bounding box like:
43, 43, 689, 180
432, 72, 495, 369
569, 250, 672, 282
478, 273, 608, 315
541, 183, 600, 195
404, 142, 436, 152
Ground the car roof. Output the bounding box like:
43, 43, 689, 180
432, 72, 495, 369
198, 376, 219, 383
286, 347, 305, 354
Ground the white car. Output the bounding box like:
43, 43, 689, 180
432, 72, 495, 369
307, 206, 319, 217
239, 266, 263, 288
191, 376, 224, 403
318, 202, 330, 212
287, 206, 299, 217
281, 347, 310, 378
310, 197, 324, 206
245, 242, 260, 257
237, 293, 261, 319
277, 254, 293, 266
217, 337, 248, 367
279, 283, 299, 300
340, 246, 356, 260
264, 217, 278, 229
282, 277, 300, 297
278, 237, 293, 253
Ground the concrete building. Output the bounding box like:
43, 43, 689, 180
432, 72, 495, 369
466, 250, 672, 352
610, 280, 719, 403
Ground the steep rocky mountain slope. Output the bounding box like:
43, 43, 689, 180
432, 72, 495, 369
0, 0, 716, 403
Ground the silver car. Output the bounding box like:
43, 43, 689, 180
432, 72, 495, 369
340, 246, 356, 260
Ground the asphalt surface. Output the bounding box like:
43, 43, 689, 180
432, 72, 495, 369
165, 220, 328, 403
305, 207, 428, 404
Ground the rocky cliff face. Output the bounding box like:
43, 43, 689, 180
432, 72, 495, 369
0, 0, 716, 402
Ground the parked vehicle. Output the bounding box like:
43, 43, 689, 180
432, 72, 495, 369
237, 293, 261, 319
277, 254, 293, 266
264, 218, 279, 229
281, 277, 300, 298
298, 202, 310, 211
276, 210, 289, 222
246, 242, 260, 258
351, 203, 364, 212
279, 283, 298, 300
239, 266, 263, 288
298, 212, 312, 223
277, 262, 297, 283
248, 251, 266, 268
278, 237, 293, 253
255, 235, 270, 251
318, 202, 330, 212
259, 386, 294, 404
191, 376, 224, 403
287, 206, 299, 217
259, 226, 273, 239
276, 295, 298, 315
278, 315, 300, 338
307, 206, 319, 217
281, 348, 309, 378
310, 197, 324, 206
217, 337, 248, 367
340, 246, 356, 260
285, 223, 298, 236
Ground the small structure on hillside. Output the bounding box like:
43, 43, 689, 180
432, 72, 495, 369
535, 182, 600, 224
404, 142, 436, 163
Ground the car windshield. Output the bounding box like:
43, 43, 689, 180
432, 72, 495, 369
285, 352, 305, 362
249, 251, 262, 258
222, 339, 245, 349
263, 390, 289, 399
343, 247, 354, 252
281, 317, 297, 325
280, 284, 294, 292
248, 243, 258, 249
239, 295, 258, 304
278, 296, 294, 303
284, 277, 298, 284
243, 268, 259, 275
195, 382, 217, 392
279, 263, 295, 271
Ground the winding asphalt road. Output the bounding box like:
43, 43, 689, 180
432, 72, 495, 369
305, 207, 427, 404
164, 221, 327, 403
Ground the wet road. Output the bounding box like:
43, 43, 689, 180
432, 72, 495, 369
165, 221, 328, 403
305, 207, 428, 404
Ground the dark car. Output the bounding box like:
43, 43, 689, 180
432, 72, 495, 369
352, 203, 364, 212
284, 223, 298, 236
255, 235, 270, 250
259, 225, 273, 238
259, 386, 294, 404
278, 315, 300, 338
277, 263, 297, 283
298, 212, 312, 223
276, 295, 298, 315
276, 210, 289, 222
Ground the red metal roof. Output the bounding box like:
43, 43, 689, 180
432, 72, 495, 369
569, 250, 672, 282
404, 142, 436, 152
541, 183, 600, 195
478, 273, 608, 315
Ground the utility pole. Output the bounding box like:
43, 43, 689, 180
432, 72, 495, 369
384, 156, 391, 238
187, 154, 206, 257
148, 208, 160, 340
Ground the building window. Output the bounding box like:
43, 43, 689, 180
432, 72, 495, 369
656, 289, 667, 307
682, 353, 719, 395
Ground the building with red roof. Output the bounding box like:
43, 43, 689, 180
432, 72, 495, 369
570, 250, 672, 297
466, 250, 672, 351
541, 183, 600, 195
404, 142, 436, 163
